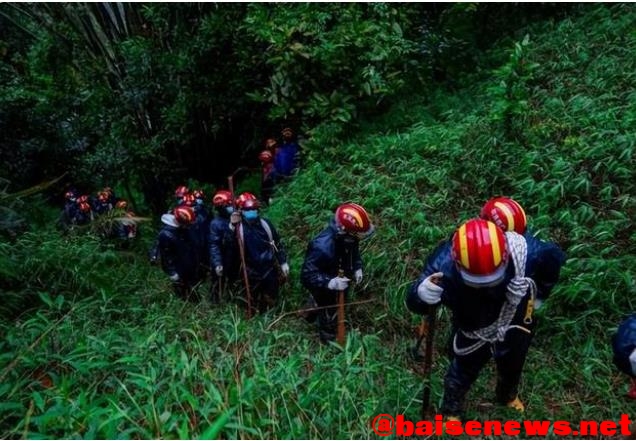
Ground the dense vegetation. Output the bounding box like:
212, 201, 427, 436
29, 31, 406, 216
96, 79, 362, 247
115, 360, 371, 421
1, 3, 635, 439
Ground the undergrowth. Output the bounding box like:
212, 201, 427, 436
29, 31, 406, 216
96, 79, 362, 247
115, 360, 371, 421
1, 4, 635, 439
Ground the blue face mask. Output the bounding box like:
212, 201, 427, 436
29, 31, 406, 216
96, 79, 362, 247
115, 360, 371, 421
243, 210, 258, 220
225, 206, 234, 215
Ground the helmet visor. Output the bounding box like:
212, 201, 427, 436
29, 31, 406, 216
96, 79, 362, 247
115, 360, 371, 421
354, 224, 375, 241
459, 263, 507, 288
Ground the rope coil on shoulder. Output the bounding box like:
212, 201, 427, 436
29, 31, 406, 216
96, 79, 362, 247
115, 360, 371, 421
454, 232, 537, 356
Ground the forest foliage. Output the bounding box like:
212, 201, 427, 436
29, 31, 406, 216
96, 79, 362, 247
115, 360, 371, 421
1, 3, 635, 439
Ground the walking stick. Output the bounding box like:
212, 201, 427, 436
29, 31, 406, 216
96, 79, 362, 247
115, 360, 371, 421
336, 269, 346, 346
228, 170, 253, 318
420, 306, 437, 419
413, 273, 442, 419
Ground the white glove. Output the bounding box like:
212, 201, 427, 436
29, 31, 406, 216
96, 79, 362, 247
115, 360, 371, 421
534, 298, 543, 310
630, 349, 636, 376
281, 262, 290, 277
417, 272, 443, 305
169, 272, 180, 282
228, 212, 241, 231
355, 269, 363, 283
215, 266, 223, 277
328, 276, 350, 291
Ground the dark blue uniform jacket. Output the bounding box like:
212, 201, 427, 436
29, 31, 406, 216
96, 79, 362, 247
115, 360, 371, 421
406, 230, 566, 332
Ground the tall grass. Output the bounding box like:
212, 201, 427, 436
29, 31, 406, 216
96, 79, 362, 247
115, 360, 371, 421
1, 3, 635, 439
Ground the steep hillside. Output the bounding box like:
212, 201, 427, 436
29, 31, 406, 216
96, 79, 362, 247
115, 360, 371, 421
1, 4, 635, 439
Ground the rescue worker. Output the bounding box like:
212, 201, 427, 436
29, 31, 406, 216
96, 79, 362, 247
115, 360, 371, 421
273, 127, 300, 183
479, 196, 552, 309
112, 200, 138, 246
191, 189, 210, 277
174, 185, 189, 208
157, 205, 203, 301
259, 149, 276, 205
149, 186, 191, 266
227, 195, 289, 314
208, 190, 239, 303
612, 314, 636, 399
93, 191, 113, 216
301, 202, 374, 343
59, 190, 79, 231
74, 195, 94, 226
102, 186, 117, 206
406, 218, 566, 421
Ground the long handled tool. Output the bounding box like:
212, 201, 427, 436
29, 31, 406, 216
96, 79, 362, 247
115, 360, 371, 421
413, 274, 442, 419
420, 306, 437, 419
336, 269, 346, 346
228, 169, 253, 318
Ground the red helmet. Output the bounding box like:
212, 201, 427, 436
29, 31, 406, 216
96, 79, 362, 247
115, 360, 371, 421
451, 219, 508, 287
335, 203, 374, 237
175, 186, 189, 198
479, 197, 527, 234
77, 195, 89, 204
181, 193, 196, 206
212, 190, 233, 207
173, 206, 195, 225
78, 202, 91, 213
265, 138, 277, 150
241, 198, 261, 210
282, 127, 293, 140
235, 192, 257, 208
115, 200, 128, 209
258, 150, 273, 163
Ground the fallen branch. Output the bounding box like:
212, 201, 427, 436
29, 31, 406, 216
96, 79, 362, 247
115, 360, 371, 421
266, 298, 377, 330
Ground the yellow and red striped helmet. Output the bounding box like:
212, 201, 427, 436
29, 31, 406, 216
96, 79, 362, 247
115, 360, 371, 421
258, 150, 273, 163
335, 202, 373, 236
212, 190, 233, 207
181, 193, 196, 207
480, 197, 527, 234
235, 192, 257, 209
281, 127, 293, 139
451, 218, 508, 287
78, 202, 91, 213
265, 138, 277, 150
173, 206, 195, 225
174, 186, 189, 198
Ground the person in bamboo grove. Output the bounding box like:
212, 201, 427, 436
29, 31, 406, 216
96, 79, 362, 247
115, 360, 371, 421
258, 149, 276, 205
479, 196, 554, 306
148, 185, 191, 265
59, 190, 79, 230
273, 127, 300, 183
73, 195, 94, 225
300, 202, 375, 344
226, 194, 289, 314
157, 205, 203, 301
612, 314, 636, 399
406, 218, 566, 421
208, 190, 239, 303
111, 200, 138, 245
426, 196, 553, 358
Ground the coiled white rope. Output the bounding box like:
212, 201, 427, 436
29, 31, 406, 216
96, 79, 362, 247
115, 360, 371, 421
453, 231, 537, 356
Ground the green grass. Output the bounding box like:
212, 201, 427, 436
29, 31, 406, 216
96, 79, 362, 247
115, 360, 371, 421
1, 3, 636, 439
